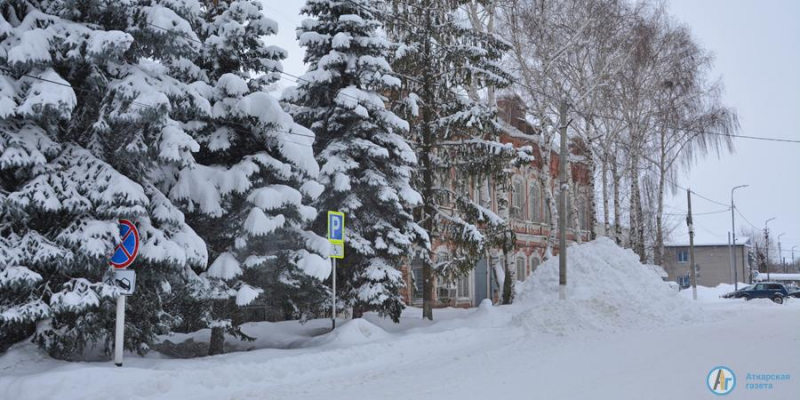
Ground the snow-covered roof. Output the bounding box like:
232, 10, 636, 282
498, 120, 543, 143
752, 272, 800, 282
665, 237, 751, 248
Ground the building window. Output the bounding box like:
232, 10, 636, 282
511, 177, 524, 219
528, 181, 541, 222
411, 258, 424, 302
457, 272, 470, 299
578, 195, 588, 230
435, 253, 456, 303
516, 255, 526, 281
530, 255, 541, 273
677, 250, 688, 263
566, 194, 572, 228
473, 178, 484, 205
545, 201, 552, 225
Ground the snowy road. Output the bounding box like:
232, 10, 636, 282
2, 300, 799, 400
265, 302, 800, 400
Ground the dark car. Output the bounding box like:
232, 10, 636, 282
721, 285, 752, 299
787, 287, 800, 299
722, 283, 789, 304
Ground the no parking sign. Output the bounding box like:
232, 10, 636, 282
108, 219, 140, 367
110, 219, 139, 269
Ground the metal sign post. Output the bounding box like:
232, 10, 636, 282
327, 211, 345, 330
109, 219, 140, 367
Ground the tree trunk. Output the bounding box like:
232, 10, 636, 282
612, 149, 622, 245
495, 179, 515, 303
629, 153, 646, 262
601, 151, 610, 237
654, 166, 666, 266
502, 246, 515, 305
585, 120, 598, 240
420, 4, 435, 321
208, 326, 225, 356
567, 157, 582, 244
541, 143, 558, 259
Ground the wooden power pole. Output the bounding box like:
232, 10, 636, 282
686, 189, 697, 300
558, 99, 569, 300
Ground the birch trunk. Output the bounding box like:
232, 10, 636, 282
628, 152, 646, 262
601, 151, 610, 237
542, 144, 559, 260
612, 144, 622, 245
495, 180, 515, 304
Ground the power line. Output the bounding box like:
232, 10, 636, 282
576, 109, 800, 144
734, 207, 759, 230
664, 208, 729, 216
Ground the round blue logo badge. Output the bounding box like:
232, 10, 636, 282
707, 366, 736, 395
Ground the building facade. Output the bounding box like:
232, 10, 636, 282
401, 97, 592, 308
662, 238, 753, 287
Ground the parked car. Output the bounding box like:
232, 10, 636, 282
721, 285, 752, 299
787, 288, 800, 299
721, 283, 789, 304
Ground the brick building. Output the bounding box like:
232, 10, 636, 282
401, 97, 593, 308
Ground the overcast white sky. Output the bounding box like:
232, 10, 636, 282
263, 0, 800, 261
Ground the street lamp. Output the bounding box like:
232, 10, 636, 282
729, 185, 748, 290
793, 245, 798, 272
777, 233, 785, 273
765, 218, 775, 281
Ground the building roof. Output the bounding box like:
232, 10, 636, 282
665, 237, 751, 248
752, 272, 800, 282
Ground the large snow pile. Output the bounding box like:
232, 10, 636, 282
513, 238, 704, 335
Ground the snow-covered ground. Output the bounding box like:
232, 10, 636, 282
2, 239, 798, 400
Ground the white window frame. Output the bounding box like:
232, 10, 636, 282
528, 180, 541, 222
578, 194, 588, 231
515, 254, 526, 281
529, 254, 542, 274
456, 270, 472, 301
511, 176, 525, 219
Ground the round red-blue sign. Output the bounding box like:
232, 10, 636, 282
110, 219, 140, 269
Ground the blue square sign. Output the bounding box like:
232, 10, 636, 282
327, 211, 345, 244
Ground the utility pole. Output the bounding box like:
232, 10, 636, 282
754, 242, 760, 284
687, 189, 697, 301
777, 233, 785, 273
792, 246, 798, 273
730, 185, 747, 290
558, 98, 569, 301
728, 232, 732, 284
765, 217, 775, 282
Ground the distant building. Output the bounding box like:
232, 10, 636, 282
662, 238, 753, 287
752, 272, 800, 287
401, 96, 592, 308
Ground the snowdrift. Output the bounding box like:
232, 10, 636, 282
513, 238, 703, 335
300, 318, 389, 348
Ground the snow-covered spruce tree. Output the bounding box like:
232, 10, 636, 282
165, 0, 331, 355
386, 0, 520, 319
284, 0, 423, 322
0, 1, 208, 358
